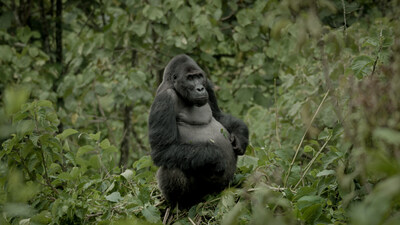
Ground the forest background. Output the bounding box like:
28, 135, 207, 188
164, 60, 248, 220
0, 0, 399, 224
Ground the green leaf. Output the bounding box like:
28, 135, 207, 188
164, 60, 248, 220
31, 210, 52, 224
56, 128, 78, 140
100, 139, 110, 149
301, 204, 322, 224
288, 102, 302, 117
132, 21, 147, 37
297, 195, 323, 210
4, 86, 30, 116
28, 47, 39, 57
89, 132, 101, 141
30, 135, 40, 147
121, 169, 134, 181
222, 202, 244, 225
77, 145, 95, 156
133, 156, 153, 170
70, 166, 80, 180
236, 9, 251, 26
176, 6, 191, 23
373, 128, 400, 145
237, 155, 259, 171
351, 55, 373, 78
143, 5, 164, 20
105, 191, 122, 203
0, 45, 13, 62
37, 100, 53, 108
57, 172, 71, 181
316, 169, 335, 177
142, 205, 161, 224
303, 145, 314, 153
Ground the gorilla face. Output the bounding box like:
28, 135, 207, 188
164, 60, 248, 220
172, 60, 208, 106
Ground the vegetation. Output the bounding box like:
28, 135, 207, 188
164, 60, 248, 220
0, 0, 399, 224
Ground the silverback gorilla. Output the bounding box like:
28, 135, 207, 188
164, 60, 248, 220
148, 54, 249, 208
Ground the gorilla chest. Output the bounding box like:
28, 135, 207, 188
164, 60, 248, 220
176, 104, 231, 150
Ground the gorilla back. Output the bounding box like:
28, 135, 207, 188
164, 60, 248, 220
148, 54, 249, 207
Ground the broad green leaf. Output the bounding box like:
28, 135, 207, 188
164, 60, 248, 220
56, 128, 78, 140
222, 202, 244, 225
236, 9, 251, 27
37, 100, 53, 108
31, 210, 52, 224
176, 6, 191, 23
297, 195, 323, 210
351, 55, 373, 78
2, 203, 35, 218
105, 191, 122, 203
316, 170, 335, 177
77, 145, 95, 156
373, 128, 400, 145
133, 156, 153, 170
57, 172, 71, 181
288, 102, 302, 117
301, 204, 322, 224
121, 169, 134, 181
100, 139, 111, 149
143, 5, 164, 21
28, 47, 39, 57
0, 45, 13, 62
237, 155, 259, 171
303, 145, 314, 153
89, 132, 101, 141
142, 205, 161, 224
70, 167, 80, 180
4, 86, 30, 116
132, 21, 147, 37
105, 181, 115, 193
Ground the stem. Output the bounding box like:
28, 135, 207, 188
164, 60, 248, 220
371, 29, 383, 77
274, 78, 281, 148
284, 90, 330, 187
294, 134, 332, 189
341, 0, 347, 37
41, 150, 59, 195
56, 0, 62, 64
188, 217, 197, 225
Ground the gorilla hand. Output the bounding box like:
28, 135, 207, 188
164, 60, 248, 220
230, 134, 246, 155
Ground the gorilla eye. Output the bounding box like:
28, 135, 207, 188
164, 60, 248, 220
173, 75, 177, 80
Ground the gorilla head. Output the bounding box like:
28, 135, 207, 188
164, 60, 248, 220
158, 54, 208, 106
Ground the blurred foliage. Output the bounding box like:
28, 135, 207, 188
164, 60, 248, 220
0, 0, 399, 224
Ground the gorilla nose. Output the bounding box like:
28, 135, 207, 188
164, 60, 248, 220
196, 87, 205, 93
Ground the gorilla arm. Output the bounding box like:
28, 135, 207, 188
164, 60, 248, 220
149, 89, 225, 172
205, 80, 249, 155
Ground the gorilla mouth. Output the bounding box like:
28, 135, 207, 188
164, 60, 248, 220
193, 97, 208, 106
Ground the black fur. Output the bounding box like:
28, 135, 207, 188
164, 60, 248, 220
148, 54, 249, 207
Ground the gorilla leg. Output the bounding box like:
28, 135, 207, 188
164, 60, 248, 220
157, 167, 212, 208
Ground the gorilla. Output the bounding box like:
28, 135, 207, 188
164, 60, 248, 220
148, 54, 249, 208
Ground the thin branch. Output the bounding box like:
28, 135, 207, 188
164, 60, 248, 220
341, 0, 347, 37
41, 149, 59, 195
163, 207, 170, 225
274, 78, 281, 148
294, 134, 332, 189
371, 29, 383, 77
284, 90, 330, 187
188, 217, 197, 225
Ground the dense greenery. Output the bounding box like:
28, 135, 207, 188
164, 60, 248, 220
1, 0, 399, 224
